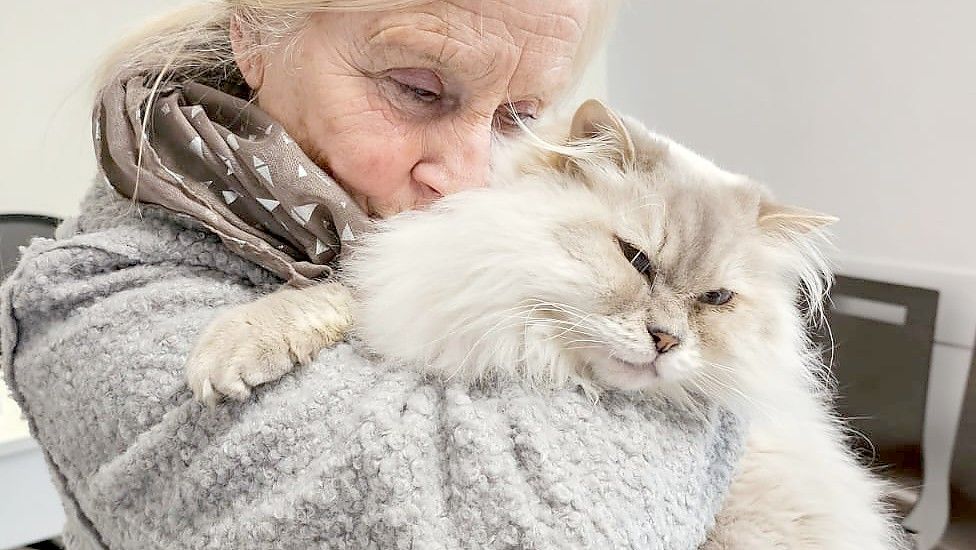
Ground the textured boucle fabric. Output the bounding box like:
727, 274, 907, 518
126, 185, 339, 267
1, 183, 744, 550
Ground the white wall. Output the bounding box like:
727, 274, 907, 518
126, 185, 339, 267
0, 1, 187, 218
608, 0, 975, 272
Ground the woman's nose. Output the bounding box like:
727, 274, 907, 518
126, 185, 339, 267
411, 118, 492, 196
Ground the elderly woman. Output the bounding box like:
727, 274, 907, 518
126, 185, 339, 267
1, 1, 743, 548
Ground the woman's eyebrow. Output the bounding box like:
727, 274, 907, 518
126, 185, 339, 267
364, 28, 491, 79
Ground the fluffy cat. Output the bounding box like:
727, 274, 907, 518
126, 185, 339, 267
186, 100, 906, 549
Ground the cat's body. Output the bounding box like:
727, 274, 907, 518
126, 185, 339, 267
186, 101, 906, 549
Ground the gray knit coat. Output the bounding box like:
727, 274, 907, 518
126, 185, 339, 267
1, 183, 743, 550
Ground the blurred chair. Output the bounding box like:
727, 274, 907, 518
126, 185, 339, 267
824, 275, 975, 549
0, 213, 65, 550
1, 214, 60, 281
826, 276, 935, 478
945, 340, 976, 547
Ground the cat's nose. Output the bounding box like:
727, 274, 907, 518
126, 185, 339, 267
649, 328, 680, 353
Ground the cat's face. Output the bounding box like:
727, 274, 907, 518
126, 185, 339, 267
348, 100, 832, 406
518, 102, 833, 401
541, 162, 785, 398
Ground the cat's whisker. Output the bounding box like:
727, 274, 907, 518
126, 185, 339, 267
682, 381, 719, 424
693, 371, 773, 421
517, 305, 591, 327
524, 315, 586, 330
622, 198, 666, 218
516, 300, 605, 343
401, 302, 546, 354
562, 340, 612, 350
438, 302, 573, 379
695, 373, 757, 407
562, 313, 597, 336
522, 317, 586, 328
562, 336, 611, 344
447, 302, 604, 381
536, 327, 590, 342
699, 360, 737, 373
536, 315, 598, 340
522, 298, 591, 320
447, 318, 529, 381
562, 345, 607, 353
648, 272, 659, 295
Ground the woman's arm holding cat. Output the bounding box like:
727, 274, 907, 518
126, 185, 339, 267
186, 282, 353, 406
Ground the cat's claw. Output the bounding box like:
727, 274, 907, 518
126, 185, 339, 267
185, 308, 299, 406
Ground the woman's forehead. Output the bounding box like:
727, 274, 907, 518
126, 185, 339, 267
353, 0, 589, 94
371, 0, 590, 38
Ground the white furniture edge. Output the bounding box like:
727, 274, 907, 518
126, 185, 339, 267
0, 435, 40, 459
836, 254, 976, 550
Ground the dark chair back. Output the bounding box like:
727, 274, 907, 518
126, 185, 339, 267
0, 214, 61, 281
825, 275, 938, 463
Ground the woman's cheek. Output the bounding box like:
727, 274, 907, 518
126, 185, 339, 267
325, 125, 417, 198
307, 80, 424, 206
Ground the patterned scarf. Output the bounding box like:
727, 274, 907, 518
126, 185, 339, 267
94, 72, 371, 287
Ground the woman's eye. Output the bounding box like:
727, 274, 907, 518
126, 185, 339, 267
699, 289, 734, 306
617, 238, 653, 277
494, 103, 538, 132
397, 82, 440, 103
404, 84, 441, 103
387, 69, 443, 104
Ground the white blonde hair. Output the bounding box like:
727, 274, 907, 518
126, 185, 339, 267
98, 0, 618, 101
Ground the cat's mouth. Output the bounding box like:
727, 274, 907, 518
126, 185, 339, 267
586, 351, 667, 392
611, 356, 660, 377
578, 344, 669, 390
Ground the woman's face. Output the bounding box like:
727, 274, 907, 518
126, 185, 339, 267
235, 0, 591, 217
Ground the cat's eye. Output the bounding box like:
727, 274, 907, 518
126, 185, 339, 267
699, 289, 734, 306
617, 238, 654, 277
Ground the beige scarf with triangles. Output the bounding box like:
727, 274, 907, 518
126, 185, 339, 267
94, 73, 371, 287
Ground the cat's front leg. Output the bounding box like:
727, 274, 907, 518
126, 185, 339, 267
185, 281, 354, 406
702, 439, 816, 550
703, 419, 905, 550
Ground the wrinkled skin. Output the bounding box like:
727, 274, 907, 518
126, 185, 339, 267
233, 0, 591, 216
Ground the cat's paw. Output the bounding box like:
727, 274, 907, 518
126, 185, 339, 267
186, 283, 354, 406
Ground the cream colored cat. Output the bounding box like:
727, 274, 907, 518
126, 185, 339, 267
186, 100, 906, 549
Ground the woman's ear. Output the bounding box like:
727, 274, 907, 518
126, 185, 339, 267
230, 14, 265, 91
570, 99, 636, 166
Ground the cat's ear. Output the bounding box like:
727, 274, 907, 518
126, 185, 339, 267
569, 99, 636, 166
758, 199, 838, 237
